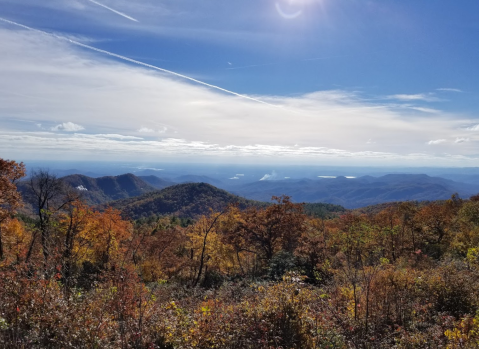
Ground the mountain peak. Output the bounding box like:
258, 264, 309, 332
108, 182, 265, 220
61, 173, 156, 205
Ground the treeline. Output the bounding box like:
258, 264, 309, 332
1, 158, 479, 348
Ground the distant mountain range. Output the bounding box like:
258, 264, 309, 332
437, 174, 479, 186
226, 174, 479, 208
67, 173, 479, 208
138, 175, 176, 190
102, 182, 347, 220
18, 172, 478, 213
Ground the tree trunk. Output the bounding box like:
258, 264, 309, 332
193, 211, 224, 287
0, 224, 4, 260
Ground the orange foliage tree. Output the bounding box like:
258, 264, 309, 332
0, 158, 25, 260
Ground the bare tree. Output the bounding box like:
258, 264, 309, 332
26, 170, 78, 265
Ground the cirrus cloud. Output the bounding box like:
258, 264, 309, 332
0, 27, 478, 166
386, 93, 440, 102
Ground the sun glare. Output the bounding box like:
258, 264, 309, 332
275, 0, 304, 19
275, 0, 322, 19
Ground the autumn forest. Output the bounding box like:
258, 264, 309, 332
2, 157, 479, 348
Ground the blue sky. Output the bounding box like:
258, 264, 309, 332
1, 0, 479, 166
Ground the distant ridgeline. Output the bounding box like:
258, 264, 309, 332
16, 172, 479, 221
227, 174, 479, 208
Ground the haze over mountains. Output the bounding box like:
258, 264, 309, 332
27, 169, 479, 210
226, 174, 479, 208
23, 161, 479, 181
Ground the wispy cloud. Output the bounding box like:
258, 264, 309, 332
407, 106, 441, 114
467, 124, 479, 131
51, 122, 84, 132
87, 0, 138, 22
138, 127, 155, 133
427, 139, 447, 145
138, 127, 167, 134
455, 138, 470, 143
0, 17, 279, 109
387, 93, 439, 102
0, 26, 478, 165
1, 132, 477, 165
95, 134, 143, 140
437, 88, 462, 93
0, 0, 311, 53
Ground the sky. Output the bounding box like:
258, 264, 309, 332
1, 0, 479, 166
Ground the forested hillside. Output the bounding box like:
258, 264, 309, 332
17, 173, 157, 206
107, 182, 268, 220
61, 173, 156, 204
3, 159, 479, 348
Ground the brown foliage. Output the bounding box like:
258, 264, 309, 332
3, 168, 479, 349
0, 158, 25, 260
223, 196, 307, 261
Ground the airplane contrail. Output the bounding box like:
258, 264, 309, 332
0, 17, 280, 108
87, 0, 138, 22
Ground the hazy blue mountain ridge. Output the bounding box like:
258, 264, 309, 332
138, 175, 177, 190
17, 172, 479, 212
226, 174, 479, 208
